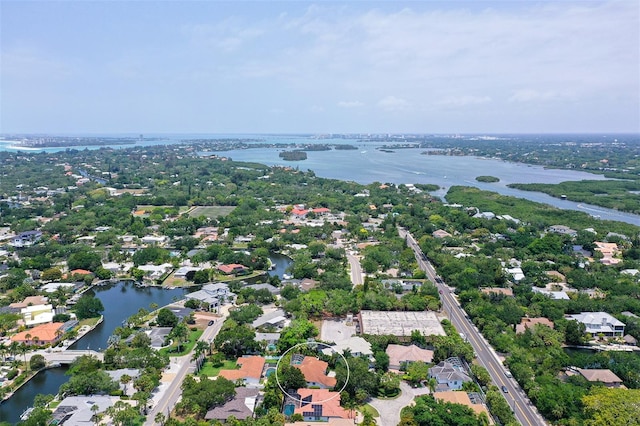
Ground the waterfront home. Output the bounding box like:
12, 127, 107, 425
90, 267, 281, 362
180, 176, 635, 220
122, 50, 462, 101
386, 344, 434, 370
577, 368, 624, 387
218, 356, 266, 386
11, 322, 65, 345
184, 282, 235, 311
205, 387, 259, 421
217, 263, 248, 275
51, 396, 122, 425
566, 312, 625, 337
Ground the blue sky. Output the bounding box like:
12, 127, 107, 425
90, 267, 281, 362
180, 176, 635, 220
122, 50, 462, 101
1, 1, 638, 134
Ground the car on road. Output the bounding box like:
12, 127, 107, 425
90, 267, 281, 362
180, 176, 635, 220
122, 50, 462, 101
439, 290, 443, 294
501, 385, 508, 393
208, 320, 214, 326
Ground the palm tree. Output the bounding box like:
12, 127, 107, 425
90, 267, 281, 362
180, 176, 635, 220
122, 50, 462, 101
154, 412, 166, 426
91, 404, 100, 426
25, 333, 32, 346
120, 374, 131, 396
192, 340, 209, 371
17, 344, 28, 371
427, 377, 437, 394
361, 411, 377, 426
32, 336, 40, 347
0, 343, 7, 362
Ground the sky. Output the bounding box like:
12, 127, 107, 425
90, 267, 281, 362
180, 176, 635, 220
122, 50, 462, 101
1, 0, 638, 134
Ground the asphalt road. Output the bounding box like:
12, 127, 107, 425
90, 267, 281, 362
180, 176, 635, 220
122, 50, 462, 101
144, 318, 225, 426
347, 252, 364, 286
399, 227, 547, 426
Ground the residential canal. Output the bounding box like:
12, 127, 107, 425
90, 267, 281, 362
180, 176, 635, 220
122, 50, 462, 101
0, 366, 69, 424
1, 254, 292, 422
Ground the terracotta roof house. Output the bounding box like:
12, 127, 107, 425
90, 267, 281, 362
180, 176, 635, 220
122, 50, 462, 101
312, 207, 331, 214
295, 356, 337, 388
516, 317, 555, 334
594, 242, 622, 265
9, 295, 49, 309
433, 229, 452, 239
386, 344, 434, 370
69, 269, 93, 276
217, 263, 248, 275
578, 368, 624, 387
205, 387, 259, 421
434, 391, 493, 423
11, 322, 65, 345
218, 356, 266, 386
292, 389, 354, 421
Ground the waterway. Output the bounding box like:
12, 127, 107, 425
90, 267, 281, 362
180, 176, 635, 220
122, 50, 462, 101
1, 254, 292, 422
1, 134, 639, 225
70, 281, 188, 351
0, 366, 68, 424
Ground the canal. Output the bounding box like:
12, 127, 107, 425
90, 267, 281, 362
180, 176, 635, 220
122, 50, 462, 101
1, 254, 293, 424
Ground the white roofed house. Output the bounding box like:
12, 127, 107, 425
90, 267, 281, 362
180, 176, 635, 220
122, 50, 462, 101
184, 282, 235, 311
566, 312, 625, 337
321, 336, 374, 360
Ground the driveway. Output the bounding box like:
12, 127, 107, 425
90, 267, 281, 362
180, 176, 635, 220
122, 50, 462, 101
369, 382, 417, 426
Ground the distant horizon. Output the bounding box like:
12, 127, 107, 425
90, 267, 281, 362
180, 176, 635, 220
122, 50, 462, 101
1, 132, 639, 137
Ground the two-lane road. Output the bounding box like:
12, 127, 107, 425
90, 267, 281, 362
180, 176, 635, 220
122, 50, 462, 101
399, 227, 546, 426
144, 318, 225, 426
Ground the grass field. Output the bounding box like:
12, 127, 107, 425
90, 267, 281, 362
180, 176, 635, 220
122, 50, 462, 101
188, 206, 236, 218
198, 360, 237, 377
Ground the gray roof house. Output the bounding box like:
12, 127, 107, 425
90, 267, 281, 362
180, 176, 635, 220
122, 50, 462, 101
566, 312, 625, 337
245, 283, 281, 295
205, 387, 259, 421
252, 309, 288, 329
184, 283, 235, 310
51, 395, 122, 425
428, 357, 472, 391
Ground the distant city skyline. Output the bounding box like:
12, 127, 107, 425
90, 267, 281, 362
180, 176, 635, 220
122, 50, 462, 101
1, 1, 638, 134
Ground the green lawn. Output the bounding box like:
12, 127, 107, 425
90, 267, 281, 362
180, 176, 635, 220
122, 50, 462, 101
159, 329, 204, 357
360, 404, 380, 417
188, 206, 236, 218
198, 360, 237, 377
78, 317, 102, 327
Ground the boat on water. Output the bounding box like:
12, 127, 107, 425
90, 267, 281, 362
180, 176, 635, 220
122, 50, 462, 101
20, 407, 34, 420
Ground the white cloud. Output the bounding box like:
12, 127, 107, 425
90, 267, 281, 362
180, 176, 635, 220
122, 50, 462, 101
377, 96, 410, 111
438, 95, 492, 108
509, 89, 564, 103
338, 100, 364, 108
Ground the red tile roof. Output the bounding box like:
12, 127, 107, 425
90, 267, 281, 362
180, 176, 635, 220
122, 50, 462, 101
219, 356, 266, 381
217, 264, 247, 274
296, 357, 336, 388
294, 389, 353, 419
11, 323, 65, 344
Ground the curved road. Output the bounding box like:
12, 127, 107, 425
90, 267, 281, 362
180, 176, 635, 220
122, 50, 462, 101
399, 227, 547, 426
